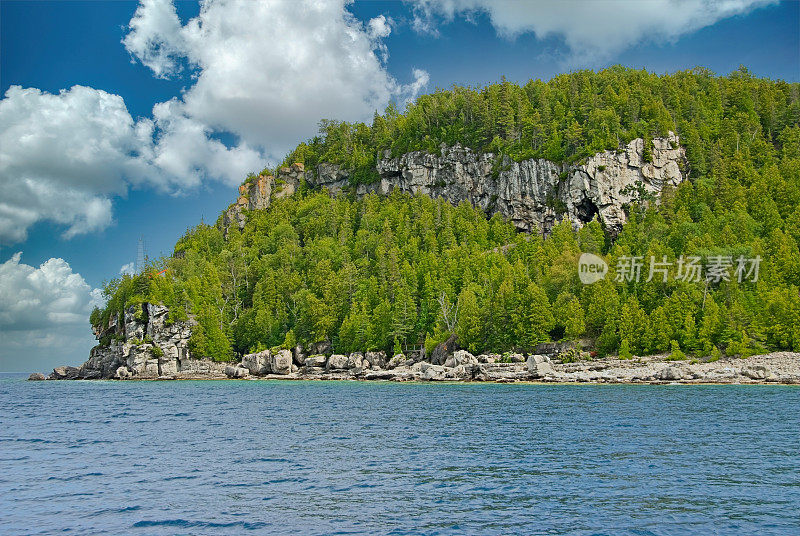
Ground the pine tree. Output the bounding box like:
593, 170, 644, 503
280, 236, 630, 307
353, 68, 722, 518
455, 284, 483, 354
619, 339, 633, 360
517, 282, 554, 350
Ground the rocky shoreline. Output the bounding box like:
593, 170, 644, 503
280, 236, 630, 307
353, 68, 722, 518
32, 348, 800, 385
31, 302, 800, 385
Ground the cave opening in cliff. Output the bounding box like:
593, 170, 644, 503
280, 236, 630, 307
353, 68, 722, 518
575, 198, 599, 224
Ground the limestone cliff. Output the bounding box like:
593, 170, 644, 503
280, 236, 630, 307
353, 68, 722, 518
223, 133, 686, 235
50, 303, 226, 380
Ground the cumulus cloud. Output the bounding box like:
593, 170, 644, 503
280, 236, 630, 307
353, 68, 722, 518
368, 14, 393, 39
412, 0, 777, 62
149, 98, 264, 189
0, 86, 149, 243
122, 0, 186, 78
124, 0, 428, 159
0, 0, 427, 245
119, 262, 136, 276
0, 253, 103, 371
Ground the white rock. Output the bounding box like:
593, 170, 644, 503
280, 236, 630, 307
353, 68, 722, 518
305, 355, 327, 368
327, 354, 349, 370
243, 350, 271, 375
527, 354, 555, 378
271, 350, 293, 375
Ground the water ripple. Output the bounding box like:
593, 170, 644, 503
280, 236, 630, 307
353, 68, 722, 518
1, 376, 798, 535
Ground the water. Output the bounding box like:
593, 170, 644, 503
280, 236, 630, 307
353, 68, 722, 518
1, 374, 799, 535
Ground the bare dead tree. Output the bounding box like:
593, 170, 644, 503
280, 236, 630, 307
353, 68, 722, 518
437, 290, 459, 332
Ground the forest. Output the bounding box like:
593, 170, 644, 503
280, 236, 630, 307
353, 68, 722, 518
91, 66, 800, 361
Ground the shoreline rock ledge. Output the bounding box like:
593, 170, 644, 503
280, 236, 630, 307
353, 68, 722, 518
35, 303, 800, 385
33, 303, 800, 385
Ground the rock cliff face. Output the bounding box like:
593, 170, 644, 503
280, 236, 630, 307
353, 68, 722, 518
223, 133, 686, 235
53, 303, 226, 380
221, 163, 303, 233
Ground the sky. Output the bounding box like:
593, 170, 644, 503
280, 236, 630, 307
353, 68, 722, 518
1, 0, 798, 372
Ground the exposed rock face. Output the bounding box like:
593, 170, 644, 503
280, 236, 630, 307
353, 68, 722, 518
51, 303, 227, 380
220, 135, 685, 237
222, 163, 304, 232
313, 134, 686, 235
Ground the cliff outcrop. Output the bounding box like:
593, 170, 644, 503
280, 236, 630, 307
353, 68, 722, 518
223, 133, 686, 235
50, 303, 226, 380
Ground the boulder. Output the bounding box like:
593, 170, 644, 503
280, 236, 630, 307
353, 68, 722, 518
271, 350, 293, 375
364, 351, 387, 369
387, 354, 406, 369
657, 366, 686, 381
347, 352, 364, 369
421, 364, 448, 381
527, 355, 555, 378
224, 365, 249, 378
293, 345, 306, 366
50, 366, 80, 380
243, 350, 271, 375
431, 334, 458, 365
27, 373, 46, 381
450, 364, 472, 380
115, 366, 131, 379
327, 354, 349, 370
742, 366, 769, 380
510, 353, 526, 363
305, 355, 327, 368
453, 350, 478, 367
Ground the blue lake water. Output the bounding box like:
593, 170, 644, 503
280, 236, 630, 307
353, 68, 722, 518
1, 374, 799, 535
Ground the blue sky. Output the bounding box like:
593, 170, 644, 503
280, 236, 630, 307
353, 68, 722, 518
1, 0, 798, 371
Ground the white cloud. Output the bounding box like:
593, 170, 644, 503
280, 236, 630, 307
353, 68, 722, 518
368, 15, 393, 39
0, 85, 149, 243
0, 1, 428, 245
119, 262, 136, 276
149, 98, 265, 189
404, 69, 431, 105
124, 0, 428, 160
122, 0, 186, 78
369, 15, 393, 62
412, 0, 777, 62
0, 252, 103, 371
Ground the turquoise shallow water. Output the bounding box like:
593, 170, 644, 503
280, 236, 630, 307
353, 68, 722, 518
1, 374, 799, 535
